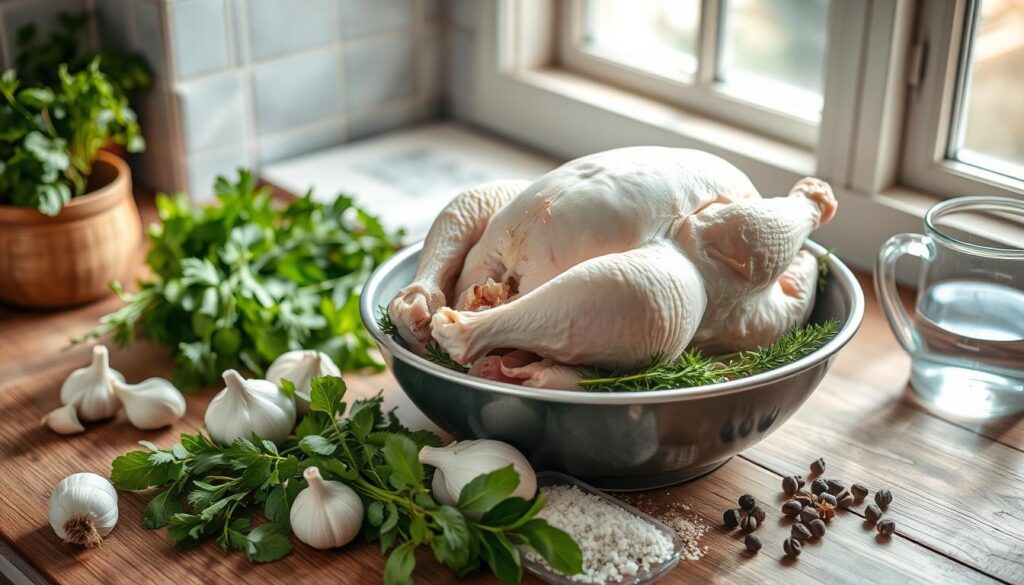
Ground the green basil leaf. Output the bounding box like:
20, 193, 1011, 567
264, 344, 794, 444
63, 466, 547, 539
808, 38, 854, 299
479, 531, 521, 585
309, 376, 346, 417
457, 465, 519, 514
481, 492, 546, 528
299, 435, 336, 457
515, 519, 583, 576
110, 450, 180, 490
246, 524, 292, 563
382, 434, 422, 490
142, 489, 183, 529
383, 541, 416, 585
264, 485, 290, 529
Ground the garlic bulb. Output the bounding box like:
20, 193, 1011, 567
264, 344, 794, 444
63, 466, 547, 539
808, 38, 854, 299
113, 377, 186, 430
419, 440, 537, 507
204, 370, 296, 446
60, 345, 124, 421
289, 467, 364, 549
41, 403, 85, 435
48, 472, 118, 548
266, 350, 341, 414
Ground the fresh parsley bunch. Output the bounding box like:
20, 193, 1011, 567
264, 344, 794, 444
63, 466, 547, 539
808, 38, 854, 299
111, 376, 583, 584
80, 170, 402, 388
0, 60, 145, 215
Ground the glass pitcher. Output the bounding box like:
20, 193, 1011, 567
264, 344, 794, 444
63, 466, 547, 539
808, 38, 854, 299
875, 196, 1024, 419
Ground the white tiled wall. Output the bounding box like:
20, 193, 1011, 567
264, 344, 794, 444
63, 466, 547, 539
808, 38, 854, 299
0, 0, 452, 199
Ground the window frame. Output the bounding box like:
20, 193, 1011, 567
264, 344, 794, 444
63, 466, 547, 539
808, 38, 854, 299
900, 0, 1024, 199
557, 0, 821, 147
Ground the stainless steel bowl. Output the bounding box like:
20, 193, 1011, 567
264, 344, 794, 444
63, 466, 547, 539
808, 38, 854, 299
360, 240, 864, 490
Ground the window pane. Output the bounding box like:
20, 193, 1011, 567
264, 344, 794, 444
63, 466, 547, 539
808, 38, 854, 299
952, 0, 1024, 181
718, 0, 829, 113
583, 0, 701, 79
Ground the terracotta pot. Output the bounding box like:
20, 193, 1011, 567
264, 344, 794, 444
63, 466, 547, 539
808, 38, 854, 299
0, 151, 142, 308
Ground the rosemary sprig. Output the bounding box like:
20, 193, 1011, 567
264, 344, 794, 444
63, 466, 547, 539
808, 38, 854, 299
377, 304, 400, 338
579, 319, 840, 392
817, 249, 835, 291
425, 341, 470, 373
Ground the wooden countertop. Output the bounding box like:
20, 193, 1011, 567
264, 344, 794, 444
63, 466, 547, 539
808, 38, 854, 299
1, 193, 1021, 585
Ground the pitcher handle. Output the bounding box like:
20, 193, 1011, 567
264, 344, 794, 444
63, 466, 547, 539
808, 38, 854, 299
874, 233, 935, 353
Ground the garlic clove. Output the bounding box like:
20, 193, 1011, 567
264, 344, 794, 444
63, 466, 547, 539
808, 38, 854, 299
113, 377, 187, 430
204, 369, 296, 446
60, 345, 123, 422
41, 403, 86, 435
418, 439, 537, 509
48, 472, 118, 548
289, 467, 364, 549
265, 350, 341, 415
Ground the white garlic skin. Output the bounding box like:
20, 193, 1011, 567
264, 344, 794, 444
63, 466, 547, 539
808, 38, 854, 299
113, 377, 187, 430
266, 350, 341, 415
290, 467, 364, 549
41, 403, 85, 435
49, 472, 118, 548
419, 440, 537, 507
205, 369, 296, 446
60, 345, 124, 421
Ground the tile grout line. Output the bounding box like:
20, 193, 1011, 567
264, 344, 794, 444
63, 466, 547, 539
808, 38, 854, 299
737, 453, 1013, 585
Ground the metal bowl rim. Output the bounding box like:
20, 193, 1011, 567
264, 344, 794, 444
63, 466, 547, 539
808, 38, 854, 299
360, 239, 864, 405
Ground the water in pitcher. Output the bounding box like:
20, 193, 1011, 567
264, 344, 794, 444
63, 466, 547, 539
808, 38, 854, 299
911, 279, 1024, 418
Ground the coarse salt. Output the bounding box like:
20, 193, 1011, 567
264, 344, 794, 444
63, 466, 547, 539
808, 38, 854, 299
524, 485, 675, 584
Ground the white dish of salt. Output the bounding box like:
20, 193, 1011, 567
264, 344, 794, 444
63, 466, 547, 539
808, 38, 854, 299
523, 472, 684, 585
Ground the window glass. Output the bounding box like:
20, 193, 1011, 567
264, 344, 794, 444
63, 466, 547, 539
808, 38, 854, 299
717, 0, 829, 113
952, 0, 1024, 181
584, 0, 701, 79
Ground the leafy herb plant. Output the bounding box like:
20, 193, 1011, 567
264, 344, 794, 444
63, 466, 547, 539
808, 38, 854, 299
77, 171, 401, 388
111, 376, 583, 584
0, 60, 145, 214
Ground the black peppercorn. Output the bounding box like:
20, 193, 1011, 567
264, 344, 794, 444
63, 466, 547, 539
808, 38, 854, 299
738, 493, 757, 511
851, 483, 869, 500
864, 503, 882, 524
799, 506, 820, 524
782, 500, 803, 518
791, 523, 812, 540
723, 508, 741, 529
808, 518, 827, 539
875, 488, 893, 510
750, 504, 766, 523
837, 493, 855, 509
810, 457, 826, 476
745, 533, 762, 553
826, 479, 845, 495
819, 492, 837, 508
740, 514, 758, 533
877, 518, 896, 536
783, 537, 802, 558
811, 478, 829, 495
782, 475, 800, 495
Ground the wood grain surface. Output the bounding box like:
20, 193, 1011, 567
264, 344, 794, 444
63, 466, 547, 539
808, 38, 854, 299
1, 193, 1021, 585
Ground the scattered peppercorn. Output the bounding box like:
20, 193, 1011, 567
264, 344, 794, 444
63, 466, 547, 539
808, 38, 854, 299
740, 515, 759, 534
738, 494, 757, 511
820, 492, 837, 507
750, 504, 767, 523
864, 503, 882, 524
826, 479, 845, 495
808, 518, 827, 539
877, 518, 896, 536
723, 508, 741, 529
783, 537, 802, 558
837, 493, 855, 509
745, 533, 762, 553
810, 457, 826, 476
815, 500, 836, 521
782, 475, 801, 495
791, 523, 812, 540
851, 483, 869, 500
811, 478, 829, 495
782, 500, 803, 518
799, 507, 820, 524
875, 488, 893, 510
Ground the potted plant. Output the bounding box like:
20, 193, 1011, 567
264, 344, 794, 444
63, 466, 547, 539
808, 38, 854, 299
0, 59, 146, 308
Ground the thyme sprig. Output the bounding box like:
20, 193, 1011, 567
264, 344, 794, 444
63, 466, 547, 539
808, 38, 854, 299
579, 319, 840, 392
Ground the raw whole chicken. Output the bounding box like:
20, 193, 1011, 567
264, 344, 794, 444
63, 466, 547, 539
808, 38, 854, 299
388, 147, 837, 389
